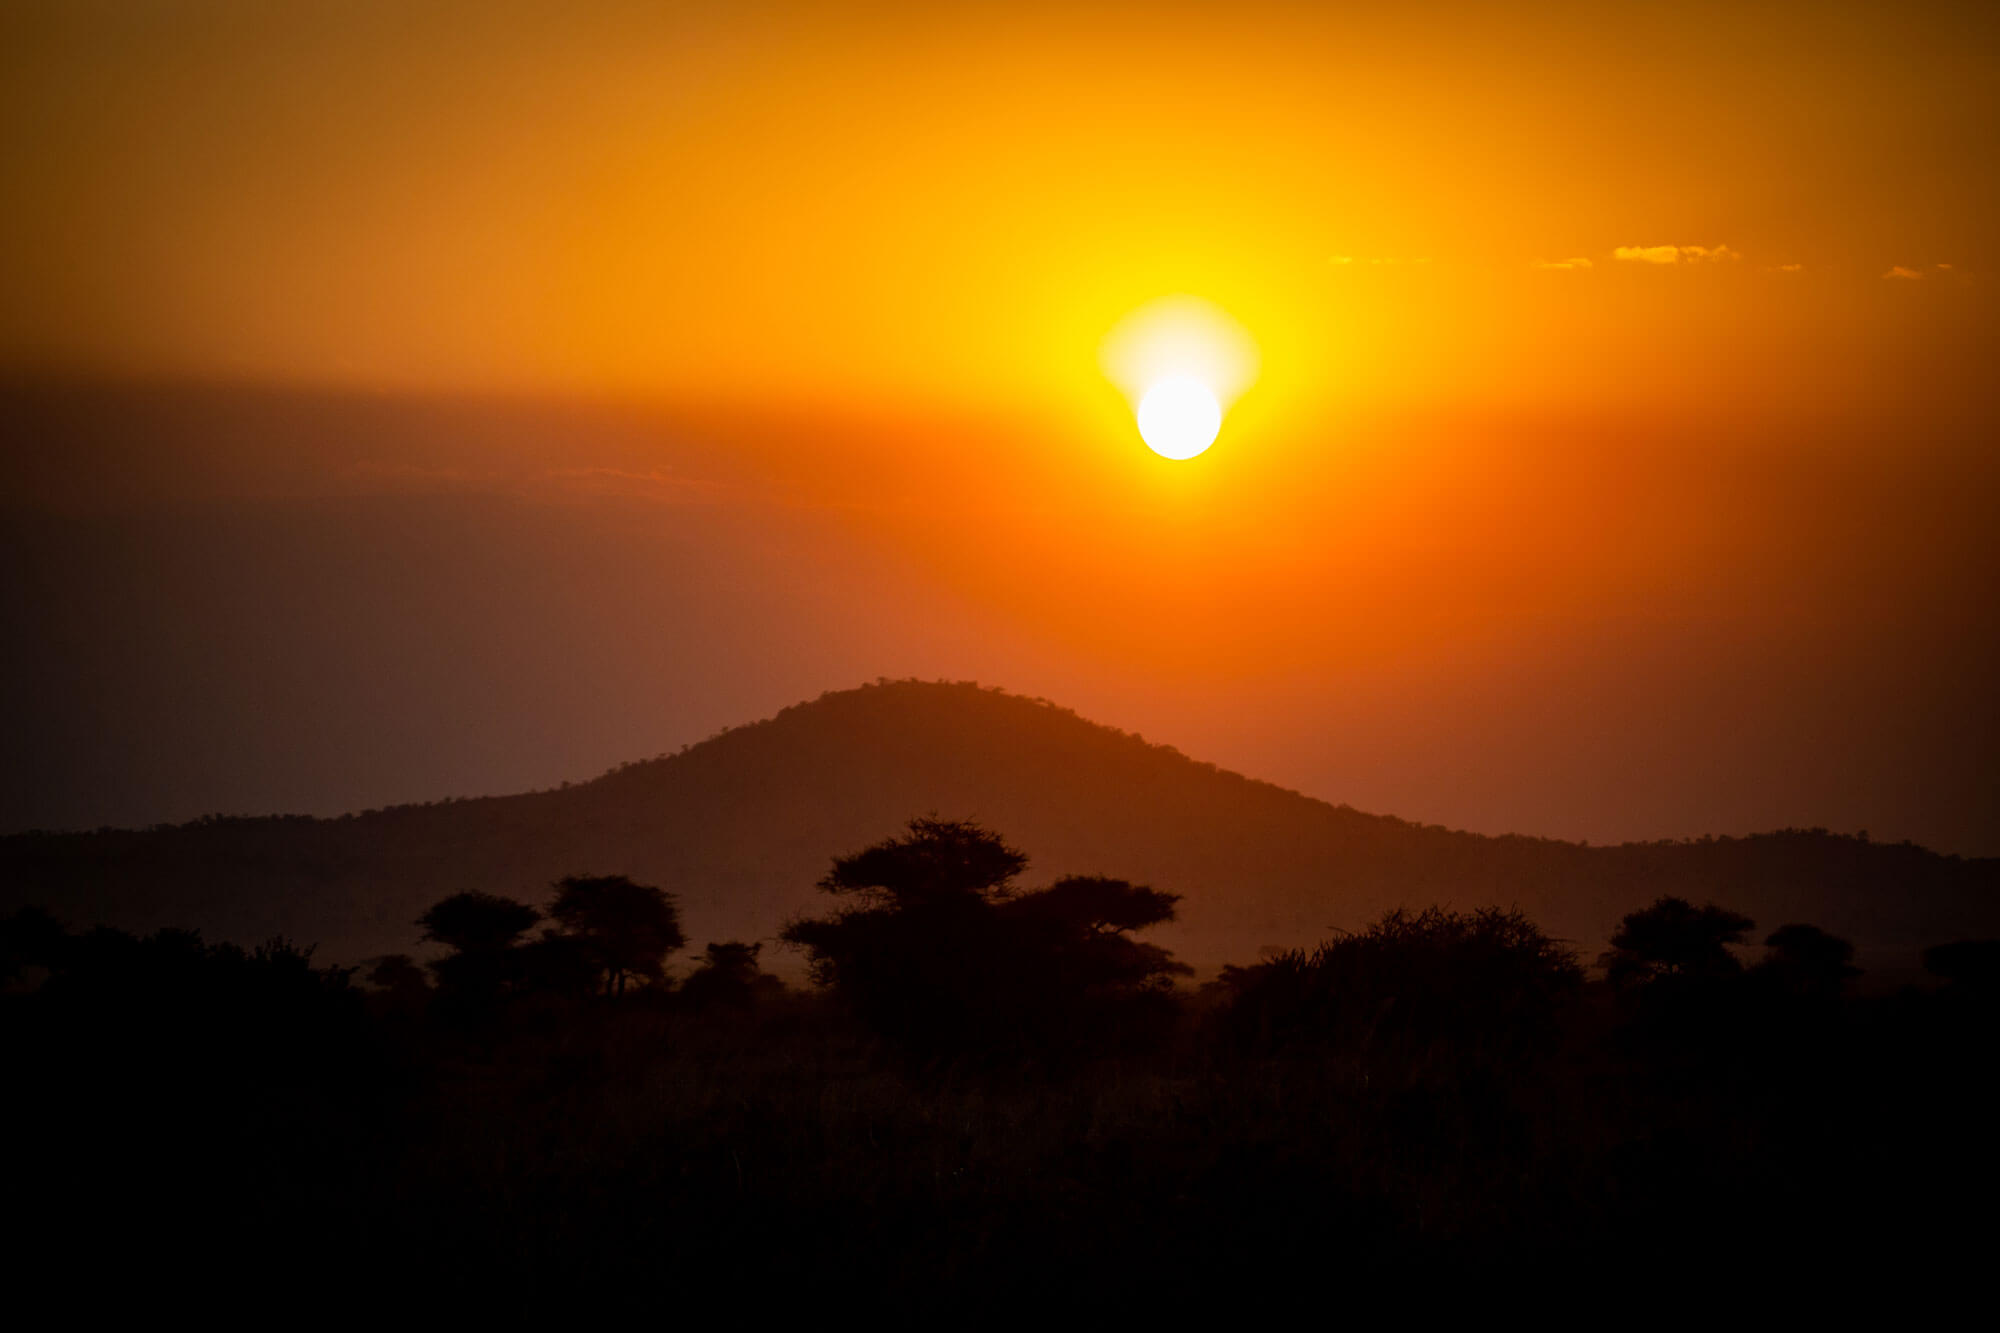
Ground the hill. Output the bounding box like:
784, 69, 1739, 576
3, 679, 1994, 976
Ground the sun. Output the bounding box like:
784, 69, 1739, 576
1136, 375, 1222, 460
1101, 296, 1256, 462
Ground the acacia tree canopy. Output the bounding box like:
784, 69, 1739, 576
416, 892, 541, 954
548, 874, 686, 995
1758, 922, 1859, 995
782, 818, 1186, 1058
1603, 896, 1756, 987
817, 815, 1029, 908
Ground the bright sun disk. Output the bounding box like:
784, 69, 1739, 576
1136, 375, 1223, 460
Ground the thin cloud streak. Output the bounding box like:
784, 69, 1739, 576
1614, 244, 1742, 264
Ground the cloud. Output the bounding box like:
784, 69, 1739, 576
1768, 263, 1804, 273
544, 466, 738, 504
1329, 255, 1431, 266
1883, 265, 1925, 280
1614, 243, 1742, 264
1533, 257, 1593, 271
342, 458, 740, 507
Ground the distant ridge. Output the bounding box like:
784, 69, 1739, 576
3, 679, 1994, 976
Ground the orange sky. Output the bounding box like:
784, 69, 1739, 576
5, 1, 1994, 412
1, 1, 1995, 850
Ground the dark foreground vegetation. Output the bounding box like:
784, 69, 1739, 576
6, 819, 1997, 1309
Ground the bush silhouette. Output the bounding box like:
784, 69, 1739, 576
0, 905, 68, 986
25, 924, 363, 1083
680, 940, 784, 1009
781, 817, 1186, 1061
1755, 923, 1860, 1000
361, 952, 432, 1019
365, 952, 429, 993
1217, 905, 1583, 1064
519, 927, 606, 1000
1923, 939, 2000, 997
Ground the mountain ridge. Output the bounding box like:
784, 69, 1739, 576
3, 679, 1992, 976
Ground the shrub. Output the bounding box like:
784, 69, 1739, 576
1217, 906, 1583, 1065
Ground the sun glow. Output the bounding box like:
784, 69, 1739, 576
1102, 297, 1258, 460
1136, 375, 1223, 459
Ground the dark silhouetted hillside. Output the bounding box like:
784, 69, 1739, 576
2, 680, 1993, 974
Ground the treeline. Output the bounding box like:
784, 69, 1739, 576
7, 815, 1997, 1065
5, 817, 1998, 1306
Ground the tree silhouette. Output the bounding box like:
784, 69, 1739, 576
816, 815, 1028, 909
417, 892, 540, 1007
362, 952, 432, 1017
1, 905, 67, 985
1923, 939, 2000, 998
547, 874, 685, 995
680, 940, 783, 1008
365, 953, 429, 994
519, 928, 604, 1000
1601, 897, 1756, 988
782, 817, 1186, 1059
1756, 923, 1859, 1000
999, 874, 1188, 995
417, 892, 541, 955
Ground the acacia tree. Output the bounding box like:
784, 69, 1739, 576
781, 817, 1187, 1059
416, 892, 541, 955
815, 816, 1028, 910
1756, 923, 1860, 1000
1000, 875, 1188, 997
547, 874, 685, 995
1601, 896, 1756, 989
417, 891, 541, 1006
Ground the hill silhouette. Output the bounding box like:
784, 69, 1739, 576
2, 679, 1993, 975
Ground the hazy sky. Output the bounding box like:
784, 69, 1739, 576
2, 1, 1995, 851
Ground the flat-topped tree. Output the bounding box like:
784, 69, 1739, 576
816, 815, 1029, 909
416, 892, 540, 956
416, 891, 541, 1006
783, 817, 1186, 1061
1602, 896, 1757, 988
